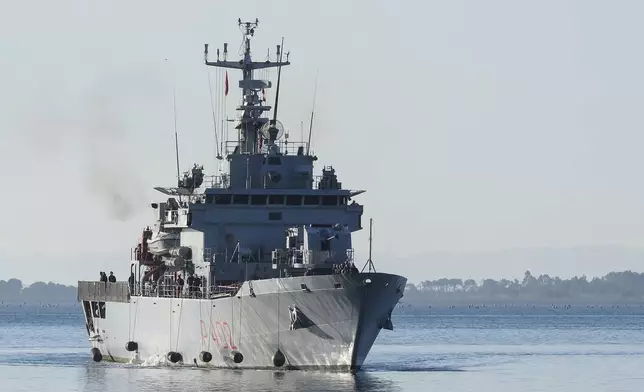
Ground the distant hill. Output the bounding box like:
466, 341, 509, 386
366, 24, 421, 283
403, 270, 644, 305
3, 270, 644, 305
0, 279, 76, 304
388, 246, 644, 286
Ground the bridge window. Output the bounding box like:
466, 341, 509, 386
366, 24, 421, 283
269, 195, 285, 205
214, 194, 232, 204
303, 196, 319, 205
233, 195, 249, 205
268, 212, 282, 221
322, 196, 338, 206
251, 195, 266, 205
286, 195, 302, 205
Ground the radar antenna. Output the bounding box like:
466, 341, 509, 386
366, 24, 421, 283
260, 120, 285, 143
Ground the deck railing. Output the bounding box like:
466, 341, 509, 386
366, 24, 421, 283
224, 141, 311, 157
78, 281, 242, 301
77, 281, 130, 303
133, 282, 241, 299
272, 248, 355, 266
200, 173, 344, 192
202, 175, 230, 189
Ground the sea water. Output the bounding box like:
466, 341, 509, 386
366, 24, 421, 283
1, 304, 644, 391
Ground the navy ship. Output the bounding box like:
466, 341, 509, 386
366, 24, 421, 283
77, 18, 407, 371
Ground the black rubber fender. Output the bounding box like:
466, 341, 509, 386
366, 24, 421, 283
231, 350, 243, 364
91, 347, 103, 362
199, 351, 212, 363
167, 351, 183, 363
272, 349, 285, 367
125, 341, 138, 352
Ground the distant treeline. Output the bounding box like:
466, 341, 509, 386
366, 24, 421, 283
3, 270, 644, 305
403, 270, 644, 305
0, 279, 76, 303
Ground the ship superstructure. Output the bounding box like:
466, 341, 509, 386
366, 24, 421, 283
77, 19, 406, 371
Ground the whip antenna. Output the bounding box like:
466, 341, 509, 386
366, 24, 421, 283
173, 88, 181, 184
306, 69, 319, 156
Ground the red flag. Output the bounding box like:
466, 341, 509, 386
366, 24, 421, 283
224, 71, 229, 96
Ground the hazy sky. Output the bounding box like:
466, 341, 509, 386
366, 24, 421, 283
1, 1, 644, 285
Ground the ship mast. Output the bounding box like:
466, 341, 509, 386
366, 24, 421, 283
204, 18, 290, 156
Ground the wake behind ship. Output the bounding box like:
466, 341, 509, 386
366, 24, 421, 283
77, 19, 406, 371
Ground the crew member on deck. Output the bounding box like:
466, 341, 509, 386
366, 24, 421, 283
143, 277, 152, 296
196, 275, 203, 298
200, 275, 207, 297
177, 274, 184, 297
100, 272, 107, 283
187, 274, 194, 297
108, 271, 116, 283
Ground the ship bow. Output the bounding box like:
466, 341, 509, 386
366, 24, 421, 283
350, 272, 407, 370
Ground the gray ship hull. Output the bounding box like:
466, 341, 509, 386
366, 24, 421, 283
80, 272, 406, 371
